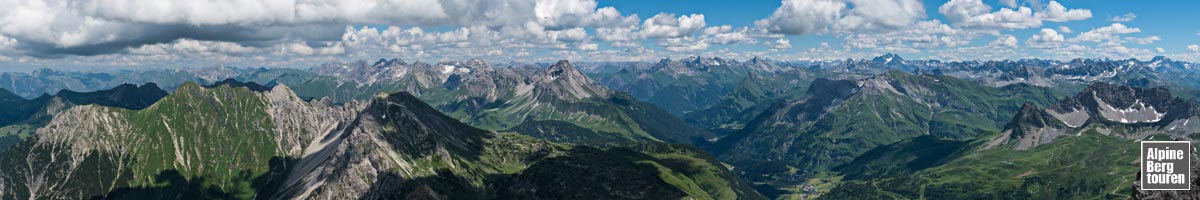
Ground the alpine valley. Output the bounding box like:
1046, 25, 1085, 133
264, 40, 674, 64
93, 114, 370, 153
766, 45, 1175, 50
2, 54, 1200, 199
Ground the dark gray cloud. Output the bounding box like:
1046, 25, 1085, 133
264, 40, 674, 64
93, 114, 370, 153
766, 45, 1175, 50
14, 23, 344, 58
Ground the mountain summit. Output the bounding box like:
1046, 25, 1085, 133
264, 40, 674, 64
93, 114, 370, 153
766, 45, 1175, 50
990, 82, 1200, 150
0, 82, 761, 199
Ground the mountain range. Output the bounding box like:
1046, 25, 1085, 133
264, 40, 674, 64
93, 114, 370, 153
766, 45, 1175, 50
2, 54, 1200, 199
820, 82, 1200, 199
0, 81, 760, 199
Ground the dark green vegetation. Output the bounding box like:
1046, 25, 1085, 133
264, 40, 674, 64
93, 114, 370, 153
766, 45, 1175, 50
0, 83, 168, 152
834, 135, 971, 181
816, 82, 1200, 199
0, 83, 167, 127
715, 71, 1062, 172
0, 82, 761, 200
500, 143, 763, 200
1, 61, 717, 146
590, 57, 806, 117
0, 83, 278, 199
683, 74, 775, 135
8, 56, 1200, 199
822, 130, 1147, 199
591, 60, 752, 116
266, 60, 715, 145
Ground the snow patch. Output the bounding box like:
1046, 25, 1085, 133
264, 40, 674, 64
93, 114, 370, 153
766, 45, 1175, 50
1094, 92, 1166, 123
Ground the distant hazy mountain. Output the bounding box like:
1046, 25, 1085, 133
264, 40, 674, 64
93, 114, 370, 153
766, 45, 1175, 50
6, 55, 1200, 199
822, 83, 1200, 199
0, 83, 167, 152
990, 82, 1200, 150
590, 56, 801, 117
2, 59, 719, 145
0, 82, 762, 199
713, 71, 1060, 172
288, 59, 714, 144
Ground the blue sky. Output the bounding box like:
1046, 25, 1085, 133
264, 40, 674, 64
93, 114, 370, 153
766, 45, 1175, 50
0, 0, 1198, 70
602, 0, 1200, 61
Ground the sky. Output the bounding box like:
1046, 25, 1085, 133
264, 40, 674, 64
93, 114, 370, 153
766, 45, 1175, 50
0, 0, 1198, 71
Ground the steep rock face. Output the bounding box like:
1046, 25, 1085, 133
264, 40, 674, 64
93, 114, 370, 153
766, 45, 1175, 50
716, 71, 1059, 171
2, 59, 717, 146
990, 82, 1200, 150
0, 82, 761, 200
274, 91, 494, 199
0, 83, 168, 127
261, 84, 363, 158
987, 103, 1069, 150
298, 59, 709, 145
1053, 82, 1196, 125
534, 60, 607, 100
1, 83, 279, 199
0, 83, 170, 153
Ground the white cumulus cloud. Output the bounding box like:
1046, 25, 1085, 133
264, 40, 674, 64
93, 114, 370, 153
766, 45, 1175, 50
754, 0, 925, 35
1029, 28, 1065, 43
641, 13, 706, 38
1072, 23, 1140, 43
938, 0, 1090, 30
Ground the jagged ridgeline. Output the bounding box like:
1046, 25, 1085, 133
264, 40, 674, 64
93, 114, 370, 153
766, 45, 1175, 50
0, 83, 168, 152
0, 81, 763, 200
821, 83, 1200, 199
590, 56, 803, 117
0, 59, 715, 145
713, 71, 1062, 172
278, 59, 714, 145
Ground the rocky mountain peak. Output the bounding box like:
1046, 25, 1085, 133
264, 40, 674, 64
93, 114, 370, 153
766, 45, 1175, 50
682, 56, 723, 67
995, 82, 1200, 150
872, 53, 904, 65
749, 56, 763, 64
689, 56, 703, 64
206, 78, 273, 92
988, 102, 1066, 150
368, 91, 490, 153
545, 60, 583, 79
465, 58, 493, 70
1074, 82, 1194, 124
657, 58, 672, 65
1150, 56, 1168, 63
538, 60, 606, 99
1004, 103, 1064, 132
372, 58, 405, 67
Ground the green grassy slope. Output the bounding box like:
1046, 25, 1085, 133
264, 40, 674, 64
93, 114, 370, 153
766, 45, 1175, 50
720, 71, 1062, 172
0, 83, 760, 200
822, 130, 1152, 199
